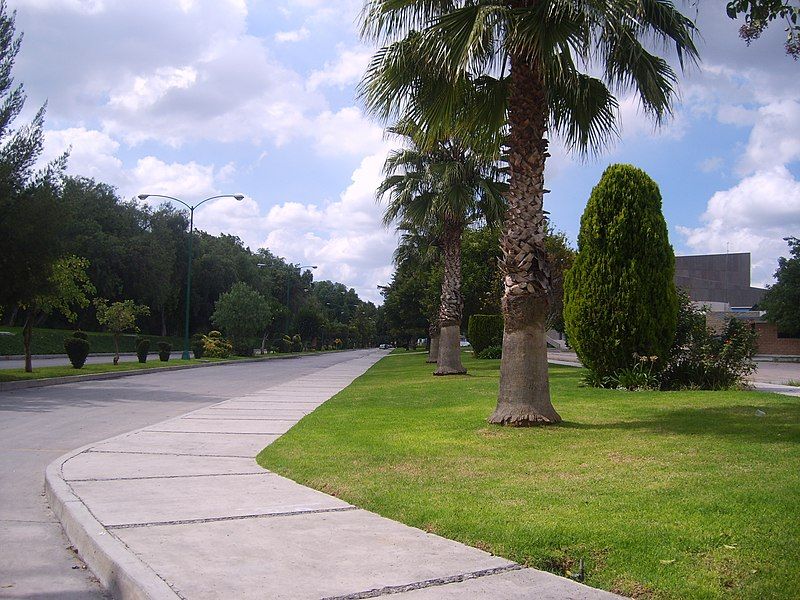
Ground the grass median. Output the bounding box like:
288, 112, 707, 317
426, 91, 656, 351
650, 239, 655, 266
258, 351, 800, 599
0, 357, 230, 382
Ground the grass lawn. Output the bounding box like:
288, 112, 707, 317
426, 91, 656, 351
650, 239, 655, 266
257, 351, 800, 599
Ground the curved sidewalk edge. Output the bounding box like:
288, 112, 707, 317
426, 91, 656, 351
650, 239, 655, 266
46, 444, 180, 600
45, 349, 622, 600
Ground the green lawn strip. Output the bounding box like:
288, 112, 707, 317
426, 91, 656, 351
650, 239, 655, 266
257, 352, 800, 600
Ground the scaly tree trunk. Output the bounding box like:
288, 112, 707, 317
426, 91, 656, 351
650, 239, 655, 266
489, 56, 561, 425
113, 333, 120, 365
426, 321, 440, 363
22, 310, 34, 373
435, 218, 466, 375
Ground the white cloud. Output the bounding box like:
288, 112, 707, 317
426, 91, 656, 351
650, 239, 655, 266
307, 46, 372, 90
274, 27, 309, 43
262, 149, 397, 303
311, 107, 385, 157
41, 127, 122, 181
736, 100, 800, 176
677, 166, 800, 286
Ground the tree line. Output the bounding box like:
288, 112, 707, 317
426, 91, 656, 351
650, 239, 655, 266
0, 4, 377, 365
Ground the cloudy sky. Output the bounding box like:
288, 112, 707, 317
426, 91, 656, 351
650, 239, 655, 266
15, 0, 800, 303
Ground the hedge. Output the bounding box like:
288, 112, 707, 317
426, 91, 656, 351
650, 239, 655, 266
467, 314, 503, 355
0, 326, 183, 356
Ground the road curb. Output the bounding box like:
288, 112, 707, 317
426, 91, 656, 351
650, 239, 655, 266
0, 353, 315, 392
45, 444, 180, 600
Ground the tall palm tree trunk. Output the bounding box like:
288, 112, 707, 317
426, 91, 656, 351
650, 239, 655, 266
426, 321, 440, 363
489, 57, 561, 425
435, 218, 466, 375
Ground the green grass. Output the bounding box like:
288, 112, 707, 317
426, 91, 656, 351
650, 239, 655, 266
258, 352, 800, 599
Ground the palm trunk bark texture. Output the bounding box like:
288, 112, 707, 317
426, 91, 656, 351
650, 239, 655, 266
426, 322, 440, 363
434, 218, 466, 375
489, 55, 561, 425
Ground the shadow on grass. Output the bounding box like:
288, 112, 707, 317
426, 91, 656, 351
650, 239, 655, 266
559, 404, 800, 443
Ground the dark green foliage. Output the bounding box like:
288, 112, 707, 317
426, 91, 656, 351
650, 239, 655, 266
661, 291, 758, 390
760, 237, 800, 337
191, 333, 205, 359
467, 314, 503, 355
157, 341, 171, 362
63, 335, 89, 369
476, 344, 502, 359
136, 338, 150, 363
564, 164, 678, 379
72, 330, 88, 340
0, 326, 181, 356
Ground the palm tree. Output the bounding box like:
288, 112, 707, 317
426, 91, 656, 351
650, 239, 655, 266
379, 121, 506, 375
361, 0, 698, 424
392, 222, 442, 363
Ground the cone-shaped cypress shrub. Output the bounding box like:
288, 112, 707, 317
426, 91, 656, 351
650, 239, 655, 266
564, 164, 678, 379
64, 335, 90, 369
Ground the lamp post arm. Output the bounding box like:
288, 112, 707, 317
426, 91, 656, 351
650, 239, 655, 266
139, 193, 192, 211
193, 194, 243, 209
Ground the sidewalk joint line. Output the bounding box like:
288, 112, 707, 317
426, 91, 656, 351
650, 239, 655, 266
320, 564, 523, 599
86, 450, 254, 458
107, 506, 358, 529
142, 430, 283, 435
68, 471, 270, 482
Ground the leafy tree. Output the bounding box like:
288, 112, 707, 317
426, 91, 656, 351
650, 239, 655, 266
543, 226, 576, 334
94, 298, 150, 364
378, 120, 506, 375
726, 0, 800, 58
211, 282, 272, 356
361, 0, 698, 425
0, 1, 67, 310
760, 237, 800, 336
564, 164, 678, 379
18, 256, 95, 372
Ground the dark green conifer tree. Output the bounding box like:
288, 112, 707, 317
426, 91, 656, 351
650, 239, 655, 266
564, 164, 678, 378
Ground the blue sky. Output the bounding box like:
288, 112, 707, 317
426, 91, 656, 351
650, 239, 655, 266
15, 0, 800, 303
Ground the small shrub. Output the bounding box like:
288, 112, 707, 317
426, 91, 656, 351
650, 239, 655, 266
157, 341, 171, 362
191, 333, 205, 359
607, 355, 660, 390
467, 314, 503, 355
72, 330, 89, 340
476, 344, 502, 359
64, 335, 90, 369
136, 338, 150, 363
661, 293, 758, 390
202, 331, 232, 359
291, 334, 303, 353
580, 370, 612, 388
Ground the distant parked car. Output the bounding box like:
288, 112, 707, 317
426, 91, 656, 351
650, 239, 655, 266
379, 343, 390, 349
460, 337, 470, 347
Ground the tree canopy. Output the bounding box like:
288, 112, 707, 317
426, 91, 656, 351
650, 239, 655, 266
760, 237, 800, 336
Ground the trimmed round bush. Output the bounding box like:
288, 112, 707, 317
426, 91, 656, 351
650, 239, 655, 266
157, 341, 171, 362
564, 164, 678, 379
64, 336, 90, 369
191, 333, 205, 359
72, 330, 89, 340
467, 314, 503, 355
136, 338, 150, 363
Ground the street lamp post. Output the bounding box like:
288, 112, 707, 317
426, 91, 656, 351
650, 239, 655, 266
285, 264, 317, 334
138, 193, 244, 360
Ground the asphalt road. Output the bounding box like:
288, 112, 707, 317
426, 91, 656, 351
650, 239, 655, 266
0, 351, 368, 599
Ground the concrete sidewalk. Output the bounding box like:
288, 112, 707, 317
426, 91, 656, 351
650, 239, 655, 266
46, 348, 619, 600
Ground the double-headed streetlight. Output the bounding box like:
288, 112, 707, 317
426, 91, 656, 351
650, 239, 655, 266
138, 193, 244, 360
